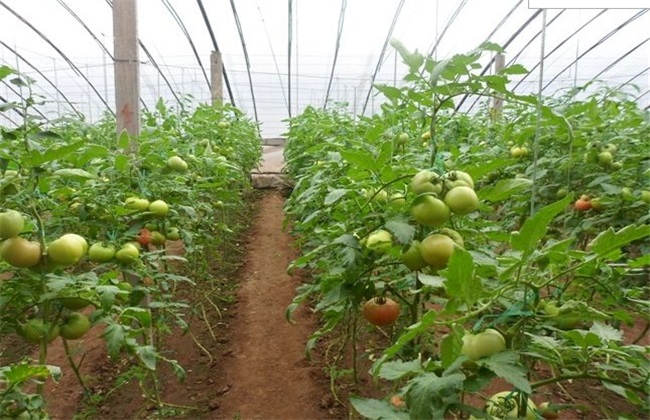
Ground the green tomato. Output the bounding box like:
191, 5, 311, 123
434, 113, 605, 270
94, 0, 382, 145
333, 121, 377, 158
444, 186, 479, 215
115, 243, 140, 265
88, 242, 116, 262
598, 151, 613, 167
148, 200, 169, 217
0, 237, 42, 268
60, 312, 91, 340
150, 231, 166, 245
461, 328, 506, 361
59, 296, 92, 310
439, 227, 464, 248
641, 190, 650, 204
365, 230, 393, 253
47, 234, 87, 267
388, 193, 406, 209
0, 209, 25, 239
411, 196, 450, 227
410, 170, 442, 195
610, 161, 623, 171
125, 197, 150, 211
165, 227, 180, 241
167, 156, 188, 172
444, 170, 474, 189
400, 240, 427, 271
21, 319, 60, 344
420, 234, 455, 269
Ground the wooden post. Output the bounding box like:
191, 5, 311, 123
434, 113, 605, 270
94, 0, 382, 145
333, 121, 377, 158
211, 51, 223, 106
491, 53, 505, 118
113, 0, 140, 149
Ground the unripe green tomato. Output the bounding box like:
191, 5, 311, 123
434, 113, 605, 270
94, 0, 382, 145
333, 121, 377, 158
125, 197, 150, 211
461, 328, 506, 361
598, 151, 613, 167
115, 243, 140, 264
365, 230, 393, 253
486, 391, 537, 420
610, 161, 623, 171
0, 210, 25, 239
88, 243, 116, 262
60, 312, 91, 340
149, 200, 169, 217
420, 234, 455, 269
400, 240, 427, 271
411, 196, 450, 227
444, 186, 479, 215
641, 190, 650, 204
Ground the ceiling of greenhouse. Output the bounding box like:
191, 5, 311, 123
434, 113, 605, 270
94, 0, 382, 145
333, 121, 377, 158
1, 0, 649, 137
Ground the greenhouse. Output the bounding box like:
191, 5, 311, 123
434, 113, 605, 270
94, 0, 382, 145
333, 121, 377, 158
0, 0, 648, 419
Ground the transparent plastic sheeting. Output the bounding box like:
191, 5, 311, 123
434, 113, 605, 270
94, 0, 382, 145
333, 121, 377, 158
0, 0, 648, 137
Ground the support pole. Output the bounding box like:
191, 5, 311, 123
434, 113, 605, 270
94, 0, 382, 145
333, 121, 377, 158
211, 50, 223, 105
113, 0, 140, 150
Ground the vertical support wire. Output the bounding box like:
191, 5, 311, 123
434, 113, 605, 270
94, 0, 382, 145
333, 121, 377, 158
256, 2, 289, 114
323, 0, 347, 109
287, 0, 293, 118
361, 0, 406, 116
530, 9, 547, 216
427, 0, 469, 58
229, 0, 259, 124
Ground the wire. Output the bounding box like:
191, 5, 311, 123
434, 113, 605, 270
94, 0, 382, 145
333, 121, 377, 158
362, 0, 406, 115
0, 84, 49, 121
195, 0, 236, 105
427, 0, 469, 58
591, 37, 650, 82
229, 0, 259, 123
0, 0, 114, 116
512, 9, 607, 91
542, 10, 648, 92
288, 0, 293, 118
256, 2, 288, 113
161, 0, 210, 90
0, 40, 82, 116
530, 9, 547, 217
323, 0, 347, 109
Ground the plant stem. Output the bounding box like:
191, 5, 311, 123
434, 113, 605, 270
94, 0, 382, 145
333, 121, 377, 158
62, 338, 89, 392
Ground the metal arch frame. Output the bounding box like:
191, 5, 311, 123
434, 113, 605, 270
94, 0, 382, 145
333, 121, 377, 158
0, 40, 83, 117
323, 0, 347, 109
160, 0, 211, 90
0, 83, 49, 121
361, 0, 406, 116
0, 1, 115, 116
540, 10, 648, 93
427, 0, 469, 58
56, 0, 150, 112
229, 0, 259, 123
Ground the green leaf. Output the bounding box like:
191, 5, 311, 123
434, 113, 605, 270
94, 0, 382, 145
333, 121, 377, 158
384, 219, 415, 244
136, 345, 158, 370
588, 224, 650, 259
103, 323, 125, 357
372, 310, 438, 375
479, 41, 505, 53
350, 396, 409, 420
440, 328, 464, 368
480, 178, 532, 202
444, 248, 481, 307
341, 150, 376, 171
500, 64, 529, 75
511, 195, 572, 253
0, 65, 15, 81
378, 359, 423, 381
28, 141, 85, 166
122, 307, 152, 329
417, 273, 445, 288
375, 84, 402, 101
477, 351, 531, 393
324, 188, 347, 205
407, 372, 465, 420
53, 168, 96, 179
588, 322, 623, 342
463, 157, 514, 181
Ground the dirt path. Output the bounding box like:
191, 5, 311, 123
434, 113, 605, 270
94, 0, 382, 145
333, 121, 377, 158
212, 190, 326, 419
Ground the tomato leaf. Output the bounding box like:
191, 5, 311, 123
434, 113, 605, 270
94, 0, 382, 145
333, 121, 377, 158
53, 168, 95, 179
440, 327, 464, 368
511, 195, 572, 253
406, 372, 465, 420
324, 188, 347, 205
480, 178, 532, 203
588, 322, 623, 342
384, 219, 415, 245
341, 150, 376, 171
136, 345, 158, 370
417, 273, 445, 288
477, 351, 531, 393
588, 224, 650, 259
444, 248, 481, 308
378, 359, 423, 381
103, 323, 126, 357
350, 396, 408, 420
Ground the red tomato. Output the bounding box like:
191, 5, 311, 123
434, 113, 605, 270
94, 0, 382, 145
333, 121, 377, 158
136, 228, 152, 246
574, 198, 591, 212
362, 297, 400, 326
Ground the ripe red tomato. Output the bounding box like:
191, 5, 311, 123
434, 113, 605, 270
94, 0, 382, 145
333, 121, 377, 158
136, 228, 152, 246
362, 297, 400, 326
574, 198, 591, 212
